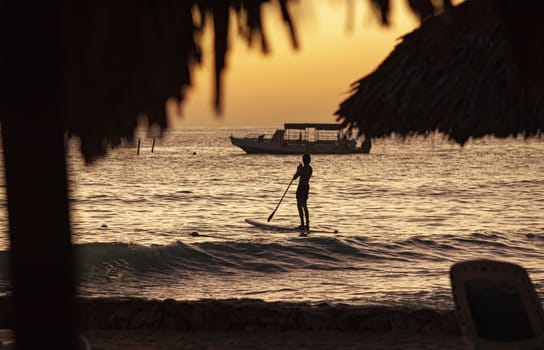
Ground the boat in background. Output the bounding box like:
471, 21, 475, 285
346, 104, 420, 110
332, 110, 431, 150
230, 123, 371, 154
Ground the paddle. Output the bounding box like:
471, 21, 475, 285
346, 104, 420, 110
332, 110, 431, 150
267, 177, 295, 222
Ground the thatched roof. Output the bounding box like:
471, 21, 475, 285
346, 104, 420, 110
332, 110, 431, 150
0, 3, 299, 348
336, 0, 544, 144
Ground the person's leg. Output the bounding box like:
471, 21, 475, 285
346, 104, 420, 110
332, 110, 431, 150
296, 202, 305, 228
296, 188, 305, 229
302, 185, 310, 229
303, 204, 309, 229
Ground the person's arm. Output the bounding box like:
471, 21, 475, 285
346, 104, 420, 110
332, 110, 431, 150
293, 164, 302, 180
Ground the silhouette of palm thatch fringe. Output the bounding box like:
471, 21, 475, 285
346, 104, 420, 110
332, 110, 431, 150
336, 0, 544, 144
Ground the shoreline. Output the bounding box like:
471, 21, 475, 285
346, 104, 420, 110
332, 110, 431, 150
84, 329, 469, 350
79, 298, 461, 333
0, 297, 467, 349
0, 296, 462, 332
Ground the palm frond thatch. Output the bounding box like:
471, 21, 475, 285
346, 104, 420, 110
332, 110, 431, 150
336, 0, 544, 144
0, 2, 298, 348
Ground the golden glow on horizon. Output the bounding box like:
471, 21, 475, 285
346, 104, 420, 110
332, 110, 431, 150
169, 1, 431, 128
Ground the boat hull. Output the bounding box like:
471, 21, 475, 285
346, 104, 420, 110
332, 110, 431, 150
230, 137, 368, 154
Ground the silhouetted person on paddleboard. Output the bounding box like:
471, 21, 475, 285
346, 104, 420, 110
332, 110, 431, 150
293, 153, 312, 230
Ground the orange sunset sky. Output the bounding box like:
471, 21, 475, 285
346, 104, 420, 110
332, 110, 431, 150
170, 1, 445, 128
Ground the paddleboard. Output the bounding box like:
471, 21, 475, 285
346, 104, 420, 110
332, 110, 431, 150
245, 219, 338, 236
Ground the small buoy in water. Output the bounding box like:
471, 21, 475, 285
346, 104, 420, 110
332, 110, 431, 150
192, 152, 197, 155
527, 233, 536, 239
191, 231, 199, 237
101, 224, 108, 228
334, 230, 339, 233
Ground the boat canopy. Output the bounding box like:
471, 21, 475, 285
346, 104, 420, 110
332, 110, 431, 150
284, 123, 342, 131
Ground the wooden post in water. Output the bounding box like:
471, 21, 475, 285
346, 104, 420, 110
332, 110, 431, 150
151, 137, 156, 153
137, 138, 141, 155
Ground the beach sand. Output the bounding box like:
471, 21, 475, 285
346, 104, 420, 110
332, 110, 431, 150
80, 299, 470, 350
0, 328, 470, 350
0, 297, 470, 349
84, 329, 469, 350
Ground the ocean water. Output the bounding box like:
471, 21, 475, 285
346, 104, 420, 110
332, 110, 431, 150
0, 128, 543, 309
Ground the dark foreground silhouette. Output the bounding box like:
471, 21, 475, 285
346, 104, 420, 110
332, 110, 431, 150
1, 1, 543, 349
